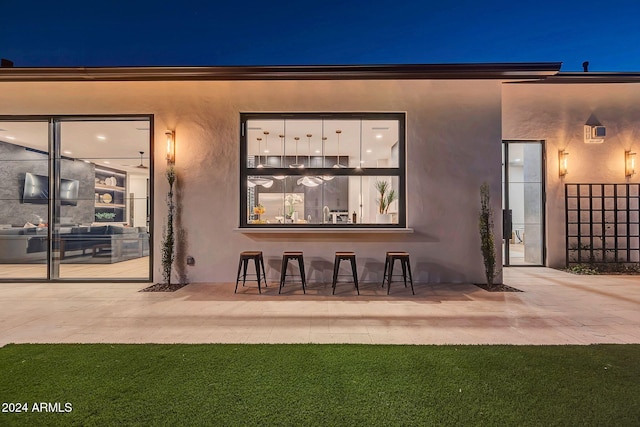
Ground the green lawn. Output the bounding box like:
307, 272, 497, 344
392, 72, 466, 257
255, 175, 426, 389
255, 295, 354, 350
1, 344, 638, 426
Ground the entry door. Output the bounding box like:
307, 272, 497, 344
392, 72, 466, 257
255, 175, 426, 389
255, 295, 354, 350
502, 141, 545, 266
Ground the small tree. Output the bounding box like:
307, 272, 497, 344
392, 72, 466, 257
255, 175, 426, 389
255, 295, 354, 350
161, 165, 176, 285
479, 182, 497, 289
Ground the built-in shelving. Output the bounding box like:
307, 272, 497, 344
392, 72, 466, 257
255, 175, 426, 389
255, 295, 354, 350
94, 166, 127, 223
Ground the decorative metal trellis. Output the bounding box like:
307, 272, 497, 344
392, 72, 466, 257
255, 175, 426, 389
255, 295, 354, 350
565, 184, 640, 265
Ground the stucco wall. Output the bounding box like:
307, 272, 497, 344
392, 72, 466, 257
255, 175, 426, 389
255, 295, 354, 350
503, 83, 640, 268
1, 79, 503, 284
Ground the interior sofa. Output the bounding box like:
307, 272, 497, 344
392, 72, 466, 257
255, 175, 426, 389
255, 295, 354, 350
0, 227, 48, 263
0, 225, 149, 263
59, 225, 149, 262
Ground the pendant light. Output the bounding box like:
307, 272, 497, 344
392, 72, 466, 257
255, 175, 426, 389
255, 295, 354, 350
247, 177, 274, 188
297, 133, 323, 187
289, 137, 304, 168
297, 176, 322, 187
249, 134, 273, 187
262, 131, 272, 168
322, 136, 334, 181
274, 134, 286, 179
333, 129, 346, 168
255, 137, 263, 168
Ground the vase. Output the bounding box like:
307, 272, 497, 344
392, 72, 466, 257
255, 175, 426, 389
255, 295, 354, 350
291, 211, 299, 222
376, 213, 392, 224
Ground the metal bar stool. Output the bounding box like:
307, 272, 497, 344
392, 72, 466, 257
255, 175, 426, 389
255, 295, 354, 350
332, 252, 359, 295
235, 251, 267, 294
279, 251, 306, 294
382, 251, 414, 295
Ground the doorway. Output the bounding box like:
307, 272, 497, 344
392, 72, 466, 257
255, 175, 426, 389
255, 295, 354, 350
502, 140, 545, 266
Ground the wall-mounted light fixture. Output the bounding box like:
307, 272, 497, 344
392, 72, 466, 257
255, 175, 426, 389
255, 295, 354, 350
165, 130, 175, 164
584, 125, 605, 144
625, 150, 636, 177
559, 150, 569, 176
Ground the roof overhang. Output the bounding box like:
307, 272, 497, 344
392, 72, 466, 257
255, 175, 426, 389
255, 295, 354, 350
508, 72, 640, 84
0, 62, 562, 82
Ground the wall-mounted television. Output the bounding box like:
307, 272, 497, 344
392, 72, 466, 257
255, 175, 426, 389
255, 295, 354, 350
22, 173, 79, 206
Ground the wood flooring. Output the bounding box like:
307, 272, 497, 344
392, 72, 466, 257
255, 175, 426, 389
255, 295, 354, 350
0, 256, 150, 280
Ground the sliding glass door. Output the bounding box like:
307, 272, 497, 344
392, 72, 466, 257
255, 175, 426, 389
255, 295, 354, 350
0, 120, 50, 279
0, 116, 152, 281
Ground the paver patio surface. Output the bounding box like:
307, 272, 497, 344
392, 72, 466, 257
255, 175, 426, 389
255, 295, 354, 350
0, 268, 638, 346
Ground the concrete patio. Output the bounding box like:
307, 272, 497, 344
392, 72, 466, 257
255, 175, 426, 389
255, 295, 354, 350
0, 267, 638, 346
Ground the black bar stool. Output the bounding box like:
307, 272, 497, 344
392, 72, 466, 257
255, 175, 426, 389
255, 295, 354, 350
279, 251, 306, 294
235, 251, 267, 294
382, 251, 414, 295
332, 252, 359, 295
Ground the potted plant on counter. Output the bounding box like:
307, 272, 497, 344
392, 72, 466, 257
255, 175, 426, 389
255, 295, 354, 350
252, 204, 266, 223
285, 193, 303, 223
375, 180, 397, 224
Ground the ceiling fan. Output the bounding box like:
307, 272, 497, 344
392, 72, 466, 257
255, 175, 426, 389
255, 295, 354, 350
121, 151, 149, 169
135, 151, 149, 169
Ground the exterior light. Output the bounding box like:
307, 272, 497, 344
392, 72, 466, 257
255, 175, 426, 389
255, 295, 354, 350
559, 150, 569, 177
584, 124, 605, 144
165, 130, 175, 164
625, 150, 636, 177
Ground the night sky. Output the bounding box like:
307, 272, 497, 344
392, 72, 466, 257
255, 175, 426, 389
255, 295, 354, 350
1, 0, 639, 71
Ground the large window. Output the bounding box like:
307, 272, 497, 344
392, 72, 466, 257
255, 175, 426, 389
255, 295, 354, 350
240, 113, 406, 228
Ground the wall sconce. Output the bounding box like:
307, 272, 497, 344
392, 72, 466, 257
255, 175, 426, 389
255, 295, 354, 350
165, 130, 175, 164
625, 150, 636, 177
559, 150, 569, 176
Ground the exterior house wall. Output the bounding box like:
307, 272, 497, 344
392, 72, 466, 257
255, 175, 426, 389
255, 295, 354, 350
1, 79, 503, 284
503, 83, 640, 268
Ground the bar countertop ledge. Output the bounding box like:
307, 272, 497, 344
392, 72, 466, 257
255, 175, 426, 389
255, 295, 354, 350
234, 227, 414, 234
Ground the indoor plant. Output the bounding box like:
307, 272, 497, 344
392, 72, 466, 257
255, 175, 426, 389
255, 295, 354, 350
375, 180, 397, 224
285, 193, 303, 222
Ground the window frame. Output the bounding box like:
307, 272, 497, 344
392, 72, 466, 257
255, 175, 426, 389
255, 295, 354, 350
239, 112, 407, 228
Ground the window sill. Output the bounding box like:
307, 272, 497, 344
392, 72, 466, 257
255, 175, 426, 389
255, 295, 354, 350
234, 227, 414, 234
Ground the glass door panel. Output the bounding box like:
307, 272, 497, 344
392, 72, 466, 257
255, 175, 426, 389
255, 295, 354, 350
0, 121, 50, 279
57, 119, 151, 280
503, 141, 544, 266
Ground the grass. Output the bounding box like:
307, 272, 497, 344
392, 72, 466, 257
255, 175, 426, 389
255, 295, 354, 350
1, 344, 639, 426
